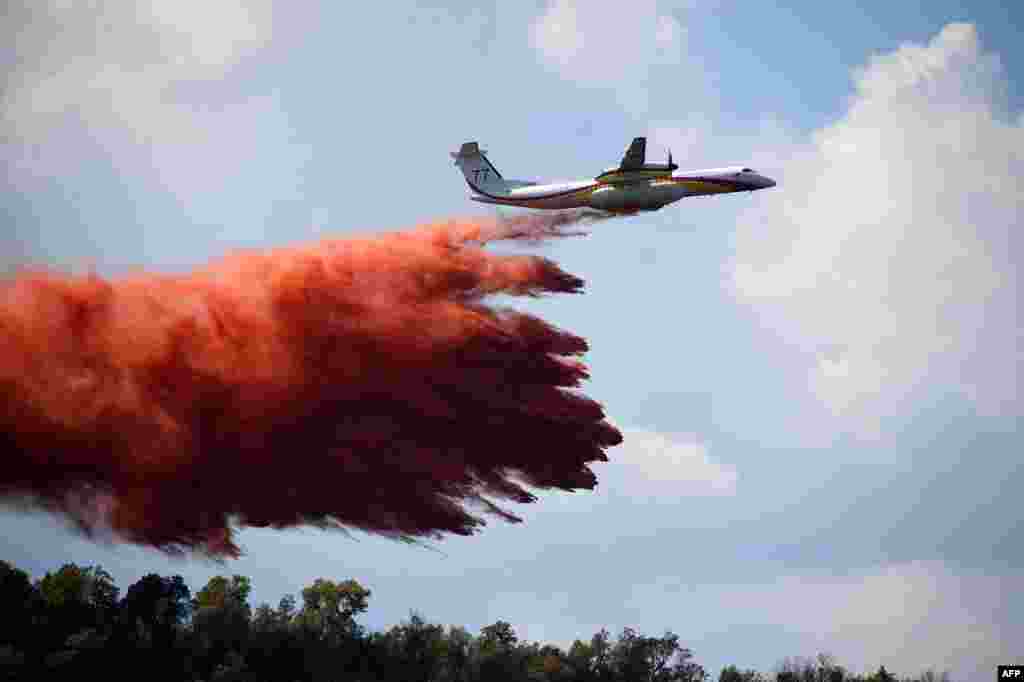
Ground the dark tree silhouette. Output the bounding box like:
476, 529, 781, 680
0, 558, 957, 682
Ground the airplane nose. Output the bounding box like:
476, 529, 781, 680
744, 174, 776, 190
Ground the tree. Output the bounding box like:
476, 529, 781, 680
912, 670, 951, 682
773, 655, 850, 682
444, 625, 474, 682
251, 603, 276, 633
290, 578, 371, 681
468, 621, 534, 682
719, 665, 768, 682
252, 593, 296, 633
120, 573, 191, 645
610, 628, 705, 682
611, 627, 650, 681
868, 666, 896, 682
567, 638, 595, 680
36, 563, 119, 652
190, 575, 253, 679
247, 594, 303, 682
521, 642, 572, 682
560, 628, 618, 682
21, 563, 119, 677
194, 575, 252, 612
379, 611, 447, 682
480, 620, 518, 652
111, 573, 191, 680
37, 563, 118, 626
277, 593, 297, 623
590, 627, 614, 680
297, 577, 371, 642
0, 560, 40, 655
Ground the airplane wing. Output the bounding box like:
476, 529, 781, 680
619, 137, 646, 169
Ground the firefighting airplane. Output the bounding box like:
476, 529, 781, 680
451, 137, 776, 213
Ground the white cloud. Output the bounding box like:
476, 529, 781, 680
529, 0, 685, 106
623, 561, 1019, 680
2, 1, 272, 140
710, 562, 1016, 679
530, 0, 584, 70
728, 23, 1023, 434
611, 428, 737, 497
1, 1, 282, 194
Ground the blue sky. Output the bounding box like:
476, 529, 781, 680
2, 1, 1022, 679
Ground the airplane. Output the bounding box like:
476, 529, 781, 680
451, 137, 776, 213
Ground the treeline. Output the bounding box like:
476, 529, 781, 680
0, 560, 951, 682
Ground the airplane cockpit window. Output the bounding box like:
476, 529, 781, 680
742, 168, 754, 173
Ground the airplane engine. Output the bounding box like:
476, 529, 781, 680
588, 184, 676, 211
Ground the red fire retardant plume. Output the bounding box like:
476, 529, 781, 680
0, 212, 622, 557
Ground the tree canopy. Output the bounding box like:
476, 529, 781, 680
0, 558, 956, 682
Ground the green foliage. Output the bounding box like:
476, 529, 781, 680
193, 574, 252, 612
0, 558, 958, 682
719, 665, 768, 682
32, 562, 119, 665
37, 563, 119, 622
189, 574, 254, 679
297, 577, 371, 642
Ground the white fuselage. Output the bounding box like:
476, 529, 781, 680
469, 166, 776, 212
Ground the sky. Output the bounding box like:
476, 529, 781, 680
1, 1, 1022, 679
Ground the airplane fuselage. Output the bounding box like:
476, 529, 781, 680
467, 166, 776, 213
452, 138, 776, 213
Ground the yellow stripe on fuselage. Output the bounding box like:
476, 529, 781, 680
595, 169, 672, 184
669, 179, 738, 194
595, 173, 742, 194
496, 176, 743, 209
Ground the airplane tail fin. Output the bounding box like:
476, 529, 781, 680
451, 142, 508, 196
619, 137, 646, 169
